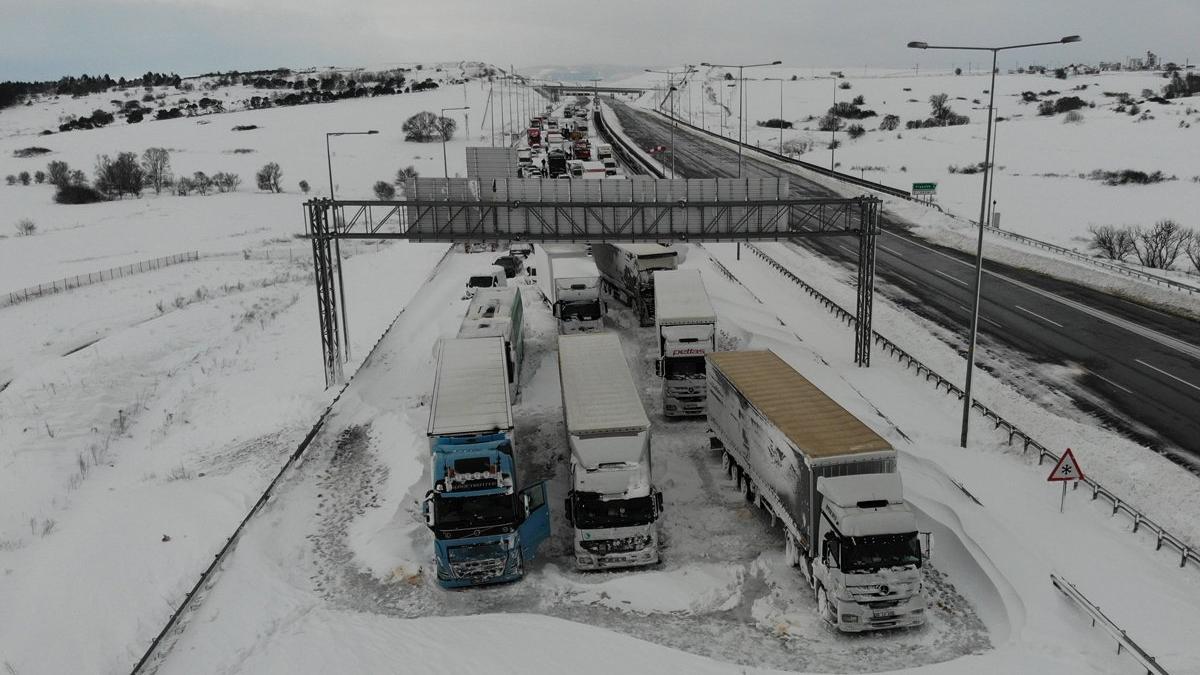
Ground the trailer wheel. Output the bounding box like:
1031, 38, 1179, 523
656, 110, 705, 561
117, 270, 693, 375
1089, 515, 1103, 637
743, 476, 754, 503
785, 535, 799, 567
721, 451, 732, 476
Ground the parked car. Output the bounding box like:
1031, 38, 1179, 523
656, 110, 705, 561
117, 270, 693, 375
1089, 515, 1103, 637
492, 255, 524, 278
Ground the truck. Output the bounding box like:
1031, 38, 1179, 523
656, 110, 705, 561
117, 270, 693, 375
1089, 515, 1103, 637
592, 243, 678, 326
580, 161, 607, 179
459, 286, 525, 397
596, 143, 614, 161
705, 350, 929, 631
534, 245, 605, 334
559, 333, 663, 570
573, 139, 591, 160
527, 127, 542, 148
422, 337, 551, 588
653, 270, 716, 417
547, 149, 567, 178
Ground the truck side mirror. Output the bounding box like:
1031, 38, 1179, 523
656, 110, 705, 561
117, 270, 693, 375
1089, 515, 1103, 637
654, 358, 663, 377
421, 491, 434, 527
920, 532, 934, 561
563, 498, 573, 526
656, 490, 665, 514
521, 493, 532, 518
552, 304, 560, 318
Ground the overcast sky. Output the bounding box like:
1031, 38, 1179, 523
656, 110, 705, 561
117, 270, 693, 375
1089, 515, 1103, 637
2, 0, 1197, 81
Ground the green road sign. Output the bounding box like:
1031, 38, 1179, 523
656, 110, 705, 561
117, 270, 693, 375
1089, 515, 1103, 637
911, 182, 937, 194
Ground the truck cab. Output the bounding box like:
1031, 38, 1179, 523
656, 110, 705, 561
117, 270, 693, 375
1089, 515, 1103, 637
464, 266, 506, 298
812, 474, 928, 631
423, 433, 550, 587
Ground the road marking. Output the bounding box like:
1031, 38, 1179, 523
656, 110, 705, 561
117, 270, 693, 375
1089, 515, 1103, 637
1087, 370, 1133, 394
936, 270, 969, 286
881, 230, 1200, 362
956, 303, 1002, 329
1135, 359, 1200, 393
879, 244, 905, 258
838, 244, 856, 255
1014, 305, 1064, 328
891, 273, 916, 286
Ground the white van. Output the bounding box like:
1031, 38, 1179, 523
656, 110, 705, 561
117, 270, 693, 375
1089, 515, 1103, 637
464, 265, 507, 298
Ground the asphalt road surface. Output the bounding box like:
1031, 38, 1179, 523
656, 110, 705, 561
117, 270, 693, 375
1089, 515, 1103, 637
608, 100, 1200, 465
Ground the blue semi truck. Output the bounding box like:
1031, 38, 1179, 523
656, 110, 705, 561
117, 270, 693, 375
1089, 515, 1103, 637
422, 336, 550, 588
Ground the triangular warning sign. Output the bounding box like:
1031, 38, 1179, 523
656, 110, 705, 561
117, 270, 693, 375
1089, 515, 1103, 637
1047, 448, 1085, 482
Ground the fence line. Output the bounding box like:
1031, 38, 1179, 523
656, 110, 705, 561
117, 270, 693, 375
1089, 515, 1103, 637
740, 241, 1199, 572
1050, 574, 1169, 674
3, 251, 201, 308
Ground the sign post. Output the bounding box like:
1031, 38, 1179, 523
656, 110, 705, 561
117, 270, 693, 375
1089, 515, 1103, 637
911, 182, 937, 205
1046, 448, 1085, 513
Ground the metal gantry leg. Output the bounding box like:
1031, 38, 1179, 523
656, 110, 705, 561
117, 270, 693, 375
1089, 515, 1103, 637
309, 202, 344, 387
854, 200, 879, 367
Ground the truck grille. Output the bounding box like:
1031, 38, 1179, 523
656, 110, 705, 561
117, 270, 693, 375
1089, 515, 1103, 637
450, 557, 506, 580
581, 536, 649, 554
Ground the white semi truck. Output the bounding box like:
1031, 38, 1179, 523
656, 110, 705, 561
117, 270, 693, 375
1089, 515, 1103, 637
533, 245, 605, 334
653, 269, 716, 417
558, 332, 664, 570
706, 350, 929, 631
591, 243, 678, 326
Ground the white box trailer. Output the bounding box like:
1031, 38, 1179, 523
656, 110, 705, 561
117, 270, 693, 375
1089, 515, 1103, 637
458, 286, 525, 397
706, 350, 928, 632
532, 245, 606, 334
591, 243, 678, 326
653, 269, 716, 417
558, 332, 663, 570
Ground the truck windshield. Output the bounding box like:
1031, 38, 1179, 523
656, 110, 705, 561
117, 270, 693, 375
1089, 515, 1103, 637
664, 356, 706, 380
434, 493, 516, 531
840, 532, 922, 572
468, 276, 495, 288
561, 300, 602, 322
573, 494, 655, 529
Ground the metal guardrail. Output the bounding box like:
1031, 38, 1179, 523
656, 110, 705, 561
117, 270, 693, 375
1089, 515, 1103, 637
742, 241, 1199, 571
130, 244, 455, 674
2, 251, 201, 308
1050, 574, 1169, 674
649, 107, 913, 199
981, 225, 1198, 295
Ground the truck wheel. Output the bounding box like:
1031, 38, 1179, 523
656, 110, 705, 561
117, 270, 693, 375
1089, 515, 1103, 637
743, 477, 754, 503
721, 451, 732, 475
817, 585, 835, 625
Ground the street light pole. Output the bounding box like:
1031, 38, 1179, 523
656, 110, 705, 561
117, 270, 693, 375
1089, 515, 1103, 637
764, 77, 786, 154
701, 60, 782, 177
440, 106, 470, 177
909, 34, 1081, 448
324, 129, 379, 363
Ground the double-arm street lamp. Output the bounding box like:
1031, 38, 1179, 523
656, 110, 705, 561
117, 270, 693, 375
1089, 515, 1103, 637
907, 34, 1080, 448
762, 77, 789, 155
646, 66, 697, 176
324, 129, 379, 362
700, 60, 781, 177
440, 106, 470, 177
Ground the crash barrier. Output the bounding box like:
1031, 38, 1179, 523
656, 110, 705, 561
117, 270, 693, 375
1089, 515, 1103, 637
1050, 574, 1169, 674
981, 225, 1197, 295
741, 241, 1199, 572
3, 251, 200, 308
651, 108, 911, 199
129, 244, 455, 674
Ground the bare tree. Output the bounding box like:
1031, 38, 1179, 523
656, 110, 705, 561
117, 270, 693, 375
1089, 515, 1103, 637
394, 165, 419, 186
1087, 225, 1135, 261
298, 179, 310, 194
18, 171, 30, 185
1185, 229, 1200, 273
1131, 219, 1189, 269
15, 218, 36, 236
94, 152, 144, 198
192, 171, 212, 195
256, 162, 283, 192
402, 111, 454, 142
373, 181, 396, 199
141, 147, 172, 194
47, 160, 71, 188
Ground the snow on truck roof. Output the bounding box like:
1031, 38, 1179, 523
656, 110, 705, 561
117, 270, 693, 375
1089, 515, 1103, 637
707, 350, 892, 460
428, 337, 512, 436
654, 269, 716, 324
558, 333, 650, 435
459, 287, 519, 339
615, 243, 677, 258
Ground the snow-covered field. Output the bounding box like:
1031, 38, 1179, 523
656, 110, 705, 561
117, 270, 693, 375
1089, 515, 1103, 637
3, 61, 1200, 675
614, 66, 1200, 263
0, 66, 513, 673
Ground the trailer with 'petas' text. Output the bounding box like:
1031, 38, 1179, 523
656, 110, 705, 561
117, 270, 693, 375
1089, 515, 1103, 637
706, 350, 929, 631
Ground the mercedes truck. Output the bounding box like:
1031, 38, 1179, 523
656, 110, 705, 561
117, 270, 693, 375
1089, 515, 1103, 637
559, 332, 663, 569
653, 269, 716, 417
422, 337, 550, 588
706, 350, 929, 631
